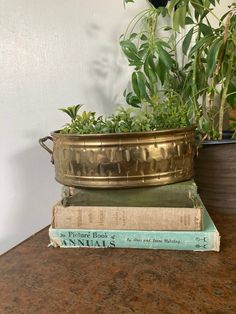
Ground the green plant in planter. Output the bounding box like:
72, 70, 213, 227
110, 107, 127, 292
180, 2, 236, 140
122, 0, 236, 140
60, 96, 190, 134
60, 105, 106, 134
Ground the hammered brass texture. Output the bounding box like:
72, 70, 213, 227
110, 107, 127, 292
50, 127, 195, 188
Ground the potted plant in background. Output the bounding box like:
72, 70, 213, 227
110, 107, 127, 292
122, 0, 236, 213
190, 3, 236, 214
167, 0, 236, 214
39, 0, 197, 189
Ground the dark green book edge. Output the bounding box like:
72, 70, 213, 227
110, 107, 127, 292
61, 180, 198, 208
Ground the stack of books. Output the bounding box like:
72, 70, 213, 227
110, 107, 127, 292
49, 180, 220, 252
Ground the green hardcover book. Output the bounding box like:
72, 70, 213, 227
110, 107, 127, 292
62, 180, 198, 208
57, 180, 203, 231
49, 196, 220, 252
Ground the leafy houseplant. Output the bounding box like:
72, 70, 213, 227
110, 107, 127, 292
184, 2, 236, 141
60, 100, 190, 135
122, 0, 236, 140
180, 1, 236, 213
121, 0, 236, 213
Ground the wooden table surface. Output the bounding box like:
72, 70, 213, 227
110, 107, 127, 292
0, 212, 236, 314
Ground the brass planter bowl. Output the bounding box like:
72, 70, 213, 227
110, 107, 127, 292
39, 126, 195, 188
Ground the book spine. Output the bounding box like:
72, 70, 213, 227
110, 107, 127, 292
49, 227, 220, 252
52, 204, 203, 231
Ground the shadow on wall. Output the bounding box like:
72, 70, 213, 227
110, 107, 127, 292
2, 144, 59, 254
86, 22, 130, 116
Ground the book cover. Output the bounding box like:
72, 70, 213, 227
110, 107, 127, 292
52, 202, 203, 231
49, 200, 220, 252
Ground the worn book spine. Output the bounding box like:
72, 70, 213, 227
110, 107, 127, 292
52, 203, 203, 231
49, 226, 220, 252
49, 201, 220, 252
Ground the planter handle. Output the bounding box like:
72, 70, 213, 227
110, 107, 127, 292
39, 136, 54, 164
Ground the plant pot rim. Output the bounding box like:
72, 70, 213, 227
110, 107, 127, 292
51, 125, 196, 139
200, 131, 236, 146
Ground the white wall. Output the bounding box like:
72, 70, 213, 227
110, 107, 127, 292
0, 0, 231, 255
212, 0, 233, 27
0, 0, 147, 255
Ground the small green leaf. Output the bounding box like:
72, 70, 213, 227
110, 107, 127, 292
168, 0, 181, 14
189, 35, 213, 56
132, 72, 140, 99
185, 16, 194, 25
190, 0, 204, 21
201, 9, 211, 20
157, 39, 171, 49
121, 43, 142, 65
137, 71, 148, 100
140, 34, 148, 41
59, 104, 83, 121
123, 0, 134, 4
220, 10, 231, 22
156, 45, 173, 69
120, 40, 137, 53
209, 0, 216, 5
173, 5, 187, 31
156, 58, 166, 84
130, 33, 138, 40
140, 42, 149, 50
126, 92, 141, 108
144, 54, 157, 87
183, 61, 193, 70
199, 23, 213, 36
160, 7, 168, 17
206, 38, 223, 77
163, 26, 172, 31
144, 54, 150, 78
182, 27, 194, 55
227, 82, 236, 107
190, 0, 203, 14
196, 66, 206, 90
138, 49, 148, 59
148, 54, 157, 75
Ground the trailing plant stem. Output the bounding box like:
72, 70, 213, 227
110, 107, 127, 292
218, 13, 235, 140
218, 45, 235, 140
192, 23, 202, 119
208, 88, 215, 139
202, 88, 207, 117
124, 9, 150, 39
